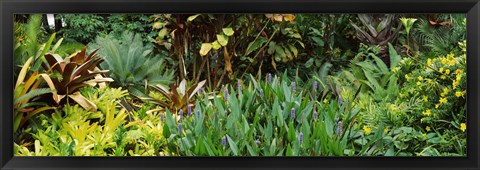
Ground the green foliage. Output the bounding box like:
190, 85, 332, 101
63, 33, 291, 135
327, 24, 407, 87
13, 13, 467, 157
341, 43, 400, 101
14, 14, 59, 75
88, 31, 175, 88
57, 14, 109, 44
412, 14, 466, 55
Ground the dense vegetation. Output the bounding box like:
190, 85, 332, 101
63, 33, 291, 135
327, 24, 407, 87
13, 14, 466, 156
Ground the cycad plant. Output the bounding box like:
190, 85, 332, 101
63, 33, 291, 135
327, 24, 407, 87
351, 14, 402, 67
89, 31, 174, 89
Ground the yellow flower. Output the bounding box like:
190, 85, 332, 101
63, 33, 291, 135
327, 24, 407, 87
439, 97, 447, 104
455, 69, 463, 75
323, 99, 328, 104
422, 133, 427, 137
423, 109, 431, 116
423, 95, 428, 102
384, 128, 389, 133
416, 82, 421, 86
405, 74, 410, 80
445, 69, 450, 75
439, 68, 444, 73
427, 58, 432, 66
440, 75, 446, 79
441, 58, 447, 64
427, 79, 432, 84
363, 126, 372, 135
448, 59, 455, 66
447, 53, 454, 59
456, 74, 462, 81
460, 123, 466, 132
441, 88, 450, 97
426, 126, 431, 132
435, 104, 440, 108
417, 76, 423, 81
452, 80, 459, 90
455, 91, 465, 98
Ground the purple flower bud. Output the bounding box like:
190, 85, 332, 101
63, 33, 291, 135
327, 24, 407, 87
178, 123, 183, 134
313, 111, 318, 119
313, 81, 318, 91
337, 121, 343, 136
221, 136, 227, 146
299, 132, 304, 143
198, 87, 203, 94
291, 108, 296, 119
338, 96, 343, 105
196, 110, 201, 118
255, 139, 260, 145
179, 110, 183, 122
187, 105, 192, 116
160, 114, 164, 121
292, 82, 296, 93
267, 73, 272, 84
224, 88, 229, 101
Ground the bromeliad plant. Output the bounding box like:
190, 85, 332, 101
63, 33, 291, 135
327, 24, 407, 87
42, 48, 113, 111
14, 57, 56, 133
131, 79, 206, 114
351, 14, 402, 67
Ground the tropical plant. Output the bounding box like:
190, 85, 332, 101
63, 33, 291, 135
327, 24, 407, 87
42, 48, 113, 111
412, 14, 466, 55
14, 14, 61, 76
56, 14, 108, 44
351, 14, 402, 67
341, 43, 401, 101
88, 31, 174, 89
14, 57, 56, 133
130, 79, 206, 114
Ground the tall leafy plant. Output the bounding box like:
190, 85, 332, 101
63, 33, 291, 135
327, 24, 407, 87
89, 31, 174, 89
42, 49, 114, 111
342, 43, 401, 101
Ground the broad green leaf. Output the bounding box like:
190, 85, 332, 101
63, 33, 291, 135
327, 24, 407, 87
372, 55, 389, 74
226, 135, 239, 156
245, 37, 267, 56
222, 28, 234, 36
211, 41, 221, 50
288, 44, 298, 57
217, 34, 228, 46
311, 37, 324, 47
158, 28, 169, 39
388, 43, 401, 68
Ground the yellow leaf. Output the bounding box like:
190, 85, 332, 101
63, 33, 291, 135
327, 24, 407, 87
283, 14, 296, 23
199, 43, 212, 57
16, 57, 33, 89
68, 92, 97, 111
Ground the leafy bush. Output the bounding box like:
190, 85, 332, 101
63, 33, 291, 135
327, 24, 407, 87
89, 31, 175, 88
